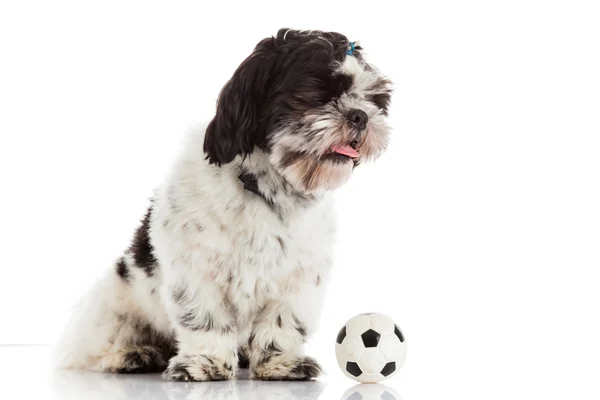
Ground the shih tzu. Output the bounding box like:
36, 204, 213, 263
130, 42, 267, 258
55, 28, 392, 381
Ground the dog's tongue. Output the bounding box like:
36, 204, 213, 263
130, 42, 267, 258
332, 144, 360, 159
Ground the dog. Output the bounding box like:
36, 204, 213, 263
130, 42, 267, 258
55, 28, 392, 382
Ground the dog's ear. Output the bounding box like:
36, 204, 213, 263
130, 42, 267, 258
204, 38, 277, 166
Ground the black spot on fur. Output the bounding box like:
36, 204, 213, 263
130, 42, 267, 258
367, 79, 392, 115
178, 311, 197, 329
128, 320, 176, 359
237, 349, 250, 369
368, 92, 391, 115
171, 286, 187, 304
293, 315, 307, 337
116, 258, 129, 281
297, 324, 307, 337
169, 197, 182, 213
201, 355, 215, 365
178, 311, 234, 333
258, 341, 284, 365
113, 317, 176, 372
331, 73, 354, 99
116, 346, 167, 374
277, 315, 283, 328
276, 236, 286, 253
129, 206, 157, 277
266, 341, 283, 353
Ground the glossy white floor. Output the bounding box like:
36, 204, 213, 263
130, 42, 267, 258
3, 340, 600, 400
0, 346, 403, 400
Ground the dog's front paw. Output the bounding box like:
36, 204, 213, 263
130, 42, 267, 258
251, 355, 322, 381
162, 354, 235, 382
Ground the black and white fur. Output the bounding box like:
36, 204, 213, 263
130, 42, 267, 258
55, 28, 392, 382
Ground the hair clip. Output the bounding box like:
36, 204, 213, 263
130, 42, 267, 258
346, 41, 361, 56
346, 42, 356, 55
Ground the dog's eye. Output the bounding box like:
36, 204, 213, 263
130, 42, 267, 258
327, 74, 353, 101
368, 93, 391, 115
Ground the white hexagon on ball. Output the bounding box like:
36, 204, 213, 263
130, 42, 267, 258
335, 313, 407, 383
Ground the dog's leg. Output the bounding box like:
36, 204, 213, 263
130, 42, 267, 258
248, 284, 324, 381
161, 277, 238, 382
55, 269, 175, 373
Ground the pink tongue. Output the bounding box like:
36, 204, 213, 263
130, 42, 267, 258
332, 144, 360, 159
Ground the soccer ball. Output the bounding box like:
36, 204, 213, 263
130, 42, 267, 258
335, 313, 407, 383
341, 383, 401, 400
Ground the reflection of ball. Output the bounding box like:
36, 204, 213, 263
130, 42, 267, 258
341, 383, 402, 400
335, 313, 407, 383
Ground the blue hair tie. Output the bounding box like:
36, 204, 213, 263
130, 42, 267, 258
346, 41, 356, 55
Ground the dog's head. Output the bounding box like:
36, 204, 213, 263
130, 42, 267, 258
204, 28, 392, 194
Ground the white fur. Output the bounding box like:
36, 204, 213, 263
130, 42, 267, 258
55, 127, 334, 380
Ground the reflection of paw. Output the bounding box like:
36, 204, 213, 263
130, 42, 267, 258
162, 354, 235, 382
115, 346, 167, 373
251, 355, 321, 381
341, 383, 402, 400
164, 380, 237, 400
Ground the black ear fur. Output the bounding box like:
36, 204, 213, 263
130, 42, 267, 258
203, 28, 354, 166
203, 38, 277, 166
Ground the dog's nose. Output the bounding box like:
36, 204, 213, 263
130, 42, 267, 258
347, 109, 369, 131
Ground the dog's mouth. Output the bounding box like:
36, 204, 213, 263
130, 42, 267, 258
325, 144, 360, 162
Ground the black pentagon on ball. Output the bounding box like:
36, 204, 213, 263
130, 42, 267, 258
394, 325, 405, 342
361, 329, 381, 348
380, 361, 396, 377
336, 326, 347, 344
346, 361, 362, 377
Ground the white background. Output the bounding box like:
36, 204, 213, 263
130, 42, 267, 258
1, 0, 599, 398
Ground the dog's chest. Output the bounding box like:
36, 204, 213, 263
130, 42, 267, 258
224, 200, 335, 300
152, 175, 336, 309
